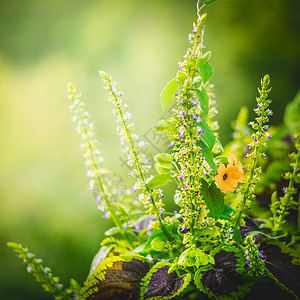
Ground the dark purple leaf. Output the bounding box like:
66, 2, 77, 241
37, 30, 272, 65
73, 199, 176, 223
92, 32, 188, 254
141, 263, 191, 299
201, 251, 245, 295
144, 266, 183, 298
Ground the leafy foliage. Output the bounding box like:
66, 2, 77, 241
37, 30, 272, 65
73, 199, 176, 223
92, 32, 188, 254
140, 262, 191, 300
8, 1, 300, 300
81, 255, 152, 300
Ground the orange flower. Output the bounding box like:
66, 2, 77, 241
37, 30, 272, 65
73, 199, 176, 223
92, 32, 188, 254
215, 152, 245, 193
228, 152, 245, 182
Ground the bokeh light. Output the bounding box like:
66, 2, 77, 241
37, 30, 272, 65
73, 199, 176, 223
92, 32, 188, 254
0, 0, 299, 298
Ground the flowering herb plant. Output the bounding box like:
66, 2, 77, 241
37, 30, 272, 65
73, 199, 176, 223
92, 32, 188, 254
8, 1, 300, 299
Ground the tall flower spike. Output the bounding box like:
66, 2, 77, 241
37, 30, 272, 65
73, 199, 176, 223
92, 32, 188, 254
167, 12, 218, 239
68, 83, 105, 203
99, 72, 151, 187
243, 236, 266, 278
271, 134, 300, 233
99, 72, 172, 241
232, 75, 272, 237
68, 83, 133, 248
7, 242, 80, 299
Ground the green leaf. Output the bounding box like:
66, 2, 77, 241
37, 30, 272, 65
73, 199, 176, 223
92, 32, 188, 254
196, 87, 209, 119
200, 179, 224, 220
153, 119, 173, 134
176, 71, 188, 84
160, 78, 179, 111
284, 90, 300, 132
146, 173, 172, 190
203, 0, 218, 7
192, 76, 202, 88
197, 58, 214, 83
155, 163, 173, 174
215, 138, 224, 152
150, 237, 165, 252
178, 248, 214, 268
220, 204, 236, 221
142, 226, 172, 254
197, 120, 216, 150
196, 140, 217, 173
233, 230, 243, 242
154, 153, 173, 168
202, 51, 211, 62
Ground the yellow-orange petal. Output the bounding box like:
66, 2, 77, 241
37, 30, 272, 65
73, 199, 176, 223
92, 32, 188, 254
217, 162, 226, 175
235, 161, 244, 174
215, 168, 238, 193
228, 152, 244, 175
228, 151, 238, 166
217, 176, 237, 193
227, 166, 245, 182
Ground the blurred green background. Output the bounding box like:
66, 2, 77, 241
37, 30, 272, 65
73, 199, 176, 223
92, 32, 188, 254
0, 0, 299, 299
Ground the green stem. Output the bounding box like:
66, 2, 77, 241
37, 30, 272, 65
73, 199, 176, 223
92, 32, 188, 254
190, 139, 196, 237
172, 160, 181, 174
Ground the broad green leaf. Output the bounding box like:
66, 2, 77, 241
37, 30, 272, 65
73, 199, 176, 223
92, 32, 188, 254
176, 71, 188, 84
233, 230, 242, 242
215, 138, 224, 152
197, 58, 214, 83
150, 237, 165, 252
196, 87, 209, 119
160, 78, 179, 111
197, 119, 216, 150
154, 153, 173, 167
155, 163, 173, 174
193, 76, 202, 88
220, 204, 236, 221
284, 90, 300, 132
196, 140, 217, 173
195, 227, 215, 243
146, 173, 172, 190
153, 119, 173, 133
203, 0, 218, 7
142, 225, 172, 254
201, 51, 211, 62
200, 179, 224, 220
178, 248, 213, 268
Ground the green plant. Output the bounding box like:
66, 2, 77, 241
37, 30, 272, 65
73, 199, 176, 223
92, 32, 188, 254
8, 1, 300, 299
